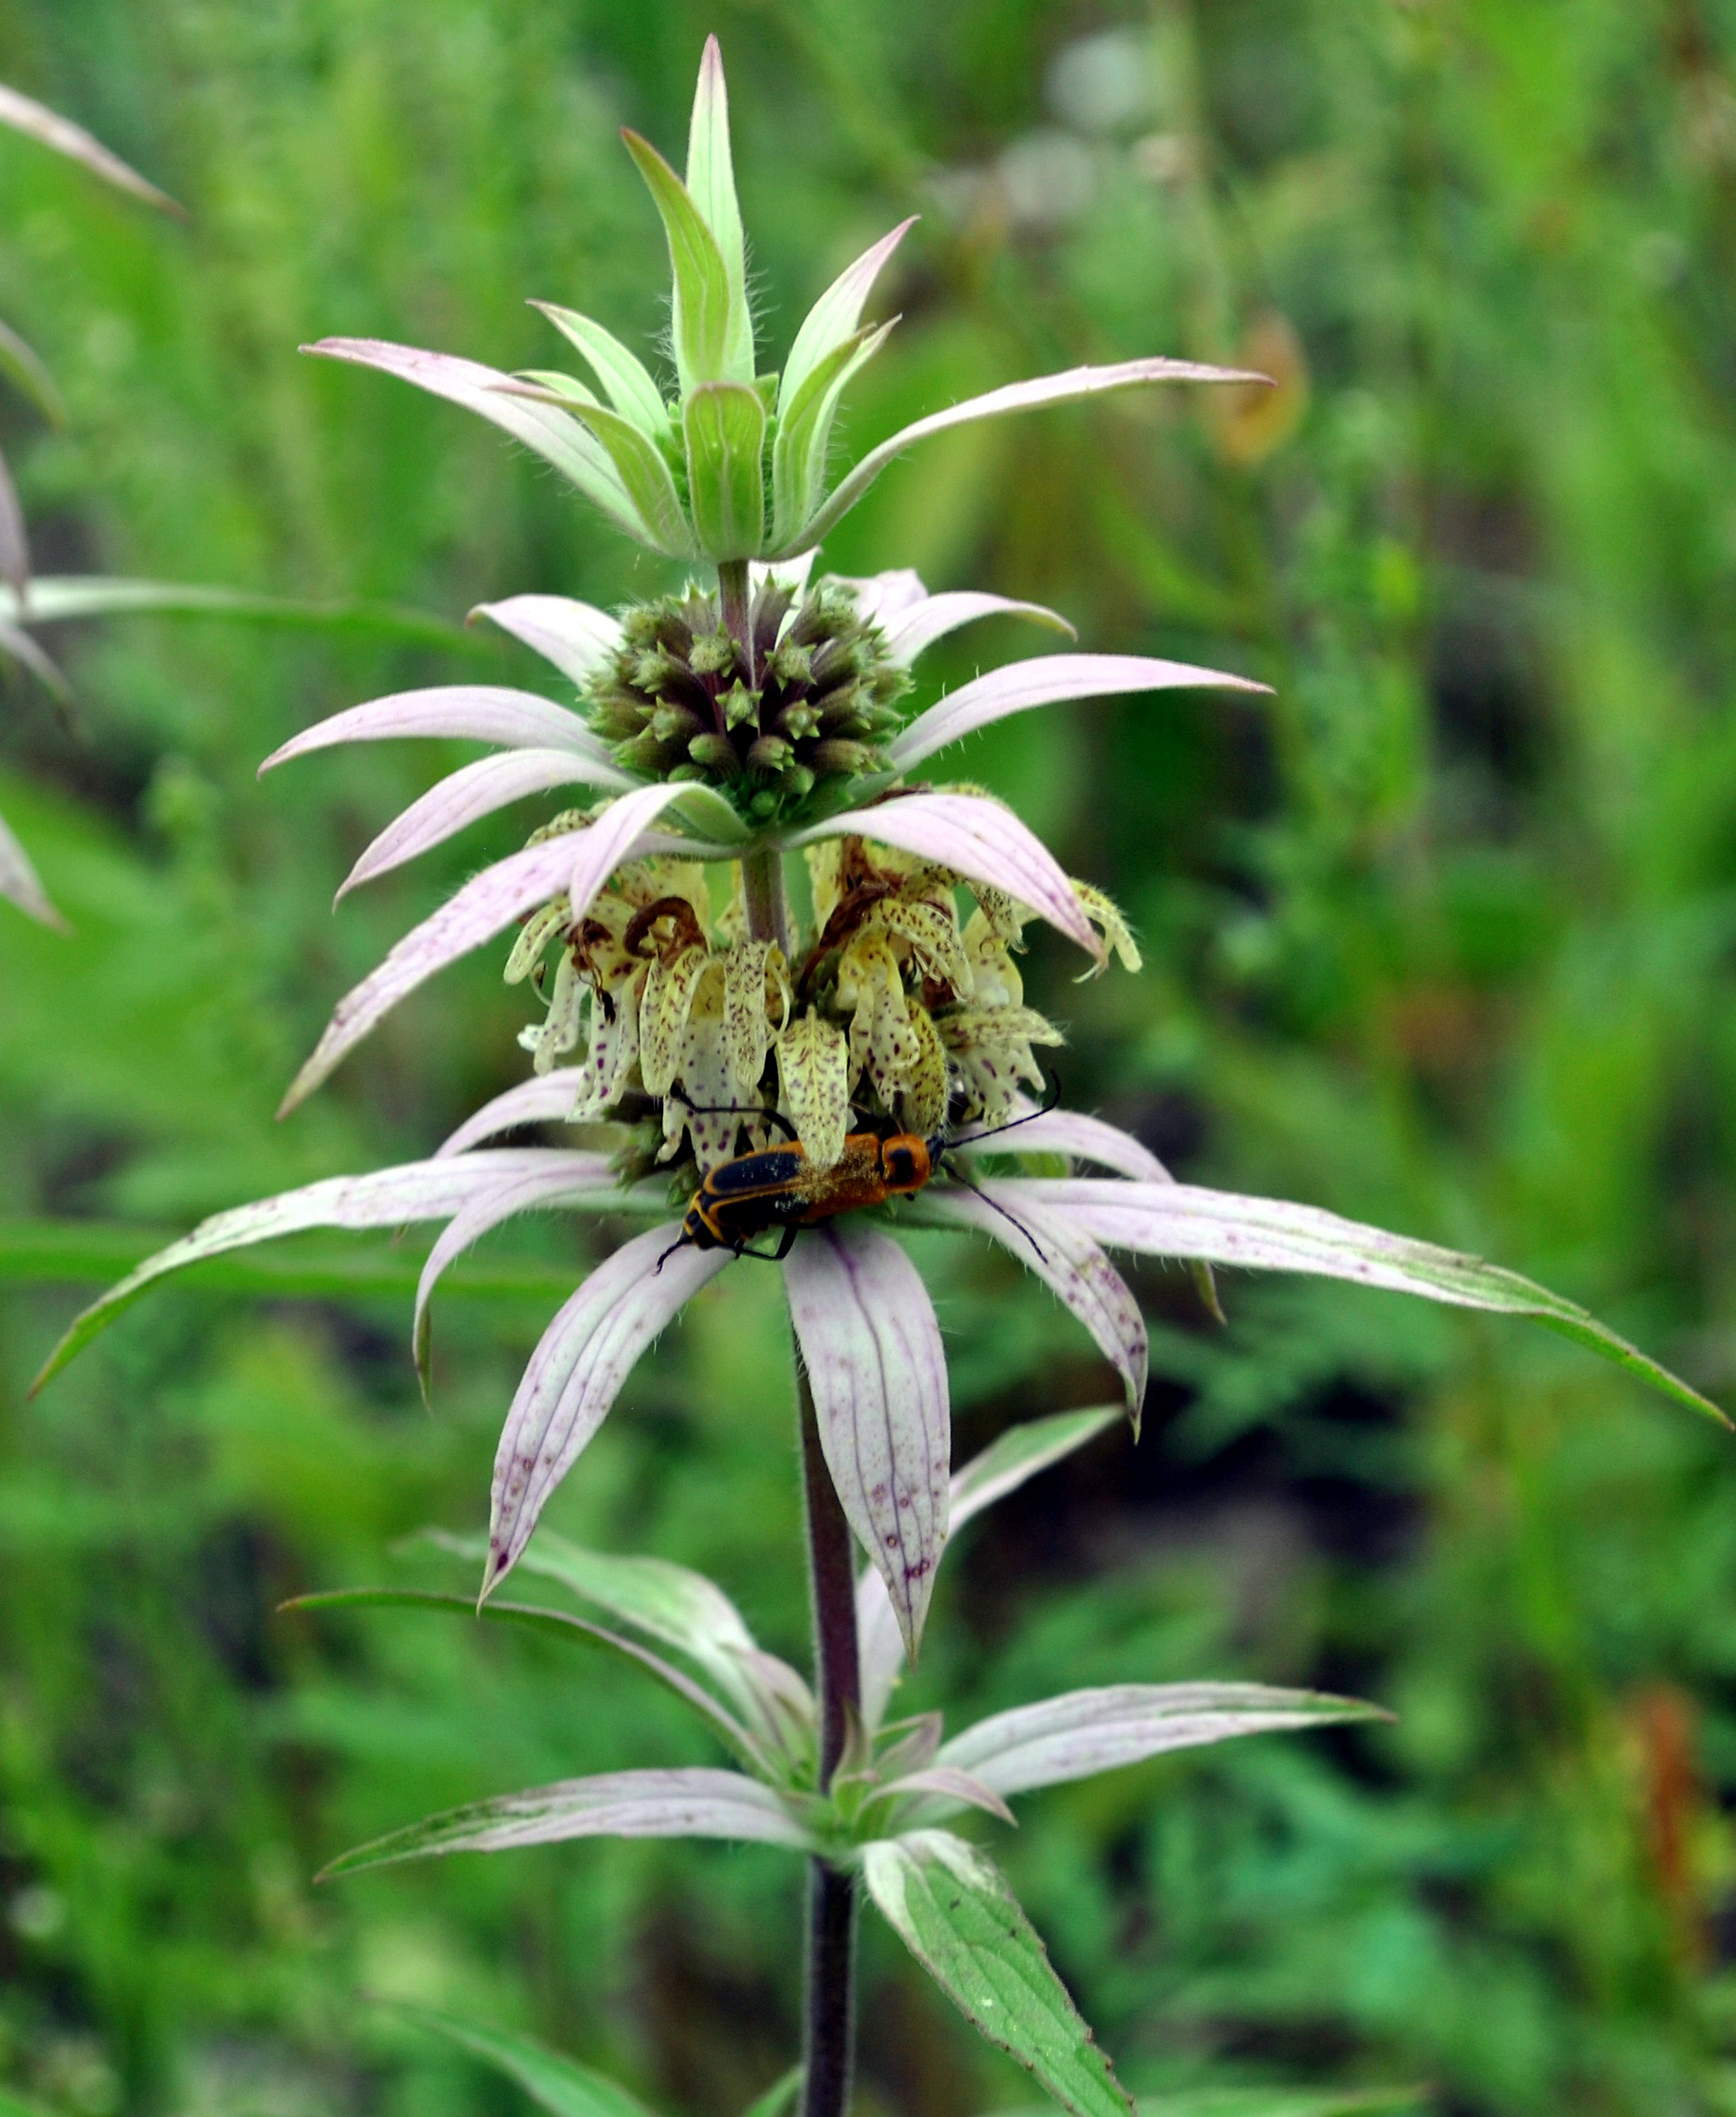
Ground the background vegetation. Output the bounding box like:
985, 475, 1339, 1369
4, 2, 1736, 2112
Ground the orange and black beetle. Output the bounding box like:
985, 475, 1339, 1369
670, 1119, 942, 1264
658, 1077, 1058, 1268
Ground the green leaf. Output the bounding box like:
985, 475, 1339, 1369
738, 2069, 802, 2117
778, 217, 913, 425
770, 320, 894, 550
621, 130, 735, 394
546, 395, 695, 556
320, 1766, 812, 1877
420, 1529, 814, 1759
769, 356, 1263, 560
532, 305, 671, 437
281, 1589, 769, 1771
950, 1406, 1123, 1525
423, 1530, 758, 1683
666, 782, 752, 844
683, 37, 752, 382
683, 382, 766, 559
862, 1832, 1132, 2117
392, 2001, 662, 2117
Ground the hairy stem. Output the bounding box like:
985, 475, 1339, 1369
741, 843, 791, 954
717, 555, 753, 682
798, 1363, 860, 2117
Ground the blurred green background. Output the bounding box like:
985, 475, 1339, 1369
4, 1, 1736, 2112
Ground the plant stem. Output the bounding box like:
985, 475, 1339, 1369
741, 843, 791, 954
798, 1363, 860, 2117
717, 555, 753, 680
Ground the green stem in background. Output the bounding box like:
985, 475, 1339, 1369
798, 1363, 861, 2117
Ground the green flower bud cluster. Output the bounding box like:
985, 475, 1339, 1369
586, 579, 911, 824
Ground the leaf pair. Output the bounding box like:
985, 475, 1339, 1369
292, 1409, 1386, 2117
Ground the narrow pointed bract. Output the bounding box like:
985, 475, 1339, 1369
279, 781, 695, 1111
258, 684, 622, 771
785, 1224, 950, 1658
889, 651, 1270, 773
336, 749, 634, 899
486, 1226, 732, 1596
320, 1767, 814, 1877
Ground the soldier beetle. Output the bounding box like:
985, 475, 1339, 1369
657, 1076, 1059, 1268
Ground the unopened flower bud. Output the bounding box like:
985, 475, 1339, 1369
652, 704, 704, 743
688, 732, 738, 773
808, 739, 878, 775
767, 642, 814, 685
747, 734, 793, 772
689, 629, 737, 676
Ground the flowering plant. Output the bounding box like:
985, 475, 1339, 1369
34, 39, 1721, 2117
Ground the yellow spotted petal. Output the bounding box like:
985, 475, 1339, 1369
723, 940, 788, 1090
838, 931, 915, 1094
1071, 878, 1141, 973
961, 908, 1025, 1008
778, 1008, 850, 1170
899, 1001, 950, 1136
640, 945, 717, 1094
574, 970, 644, 1115
519, 949, 586, 1073
505, 898, 569, 985
971, 883, 1029, 946
661, 977, 743, 1169
612, 856, 712, 934
870, 897, 972, 996
938, 1003, 1062, 1125
805, 838, 845, 929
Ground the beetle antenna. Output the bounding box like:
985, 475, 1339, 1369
950, 1067, 1063, 1153
654, 1230, 690, 1274
938, 1154, 1050, 1265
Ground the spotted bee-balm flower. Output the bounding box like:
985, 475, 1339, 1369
29, 40, 1727, 2117
34, 41, 1719, 1666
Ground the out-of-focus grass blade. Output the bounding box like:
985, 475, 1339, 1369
0, 316, 66, 425
738, 2069, 801, 2117
0, 80, 182, 215
0, 576, 484, 652
0, 1217, 578, 1302
390, 2002, 663, 2117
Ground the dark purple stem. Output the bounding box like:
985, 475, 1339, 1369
717, 555, 755, 685
798, 1363, 860, 2117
